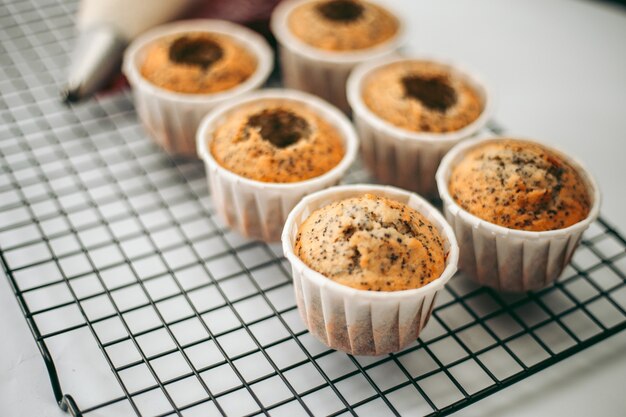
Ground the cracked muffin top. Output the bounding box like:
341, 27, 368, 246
140, 32, 257, 94
210, 99, 345, 183
295, 193, 446, 291
288, 0, 399, 51
362, 60, 483, 133
449, 139, 592, 231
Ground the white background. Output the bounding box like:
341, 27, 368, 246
1, 0, 626, 415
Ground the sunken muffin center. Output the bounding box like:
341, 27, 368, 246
316, 0, 364, 22
247, 109, 311, 148
168, 36, 224, 69
401, 74, 457, 112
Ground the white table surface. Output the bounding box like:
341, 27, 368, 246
1, 0, 626, 416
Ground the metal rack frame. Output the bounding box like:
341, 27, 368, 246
1, 0, 626, 415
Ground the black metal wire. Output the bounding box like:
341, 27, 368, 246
1, 0, 626, 416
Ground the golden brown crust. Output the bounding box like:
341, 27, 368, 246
288, 0, 399, 51
449, 140, 592, 231
140, 32, 257, 94
295, 194, 446, 291
210, 100, 345, 183
362, 61, 483, 133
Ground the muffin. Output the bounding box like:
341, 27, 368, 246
436, 137, 600, 292
140, 32, 257, 94
448, 139, 591, 232
347, 56, 492, 196
362, 60, 483, 133
271, 0, 404, 112
197, 89, 359, 242
210, 100, 345, 183
288, 0, 399, 51
123, 20, 273, 157
282, 185, 459, 355
295, 193, 446, 291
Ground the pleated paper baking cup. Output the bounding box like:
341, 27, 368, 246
281, 184, 459, 355
436, 137, 601, 292
123, 20, 273, 158
270, 0, 405, 113
197, 89, 359, 242
347, 56, 494, 196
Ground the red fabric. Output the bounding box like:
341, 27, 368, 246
191, 0, 281, 23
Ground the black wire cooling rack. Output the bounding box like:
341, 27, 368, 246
2, 0, 626, 416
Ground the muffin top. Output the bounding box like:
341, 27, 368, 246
449, 140, 592, 231
210, 100, 345, 183
140, 32, 257, 94
288, 0, 399, 51
295, 194, 446, 291
362, 60, 483, 133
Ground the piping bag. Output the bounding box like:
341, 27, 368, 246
62, 0, 195, 103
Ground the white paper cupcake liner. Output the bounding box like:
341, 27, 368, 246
436, 137, 601, 292
123, 19, 273, 158
347, 55, 494, 196
197, 89, 359, 242
281, 184, 459, 355
270, 0, 406, 113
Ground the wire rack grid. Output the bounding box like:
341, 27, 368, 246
1, 0, 626, 416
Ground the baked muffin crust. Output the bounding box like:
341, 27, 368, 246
449, 139, 592, 231
288, 0, 399, 51
140, 32, 257, 94
210, 100, 345, 183
295, 194, 446, 291
362, 60, 483, 132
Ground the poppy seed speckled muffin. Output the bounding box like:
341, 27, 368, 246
295, 193, 446, 291
288, 0, 399, 51
448, 139, 592, 231
362, 60, 484, 133
140, 31, 257, 94
210, 99, 345, 183
436, 137, 600, 291
282, 185, 459, 355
